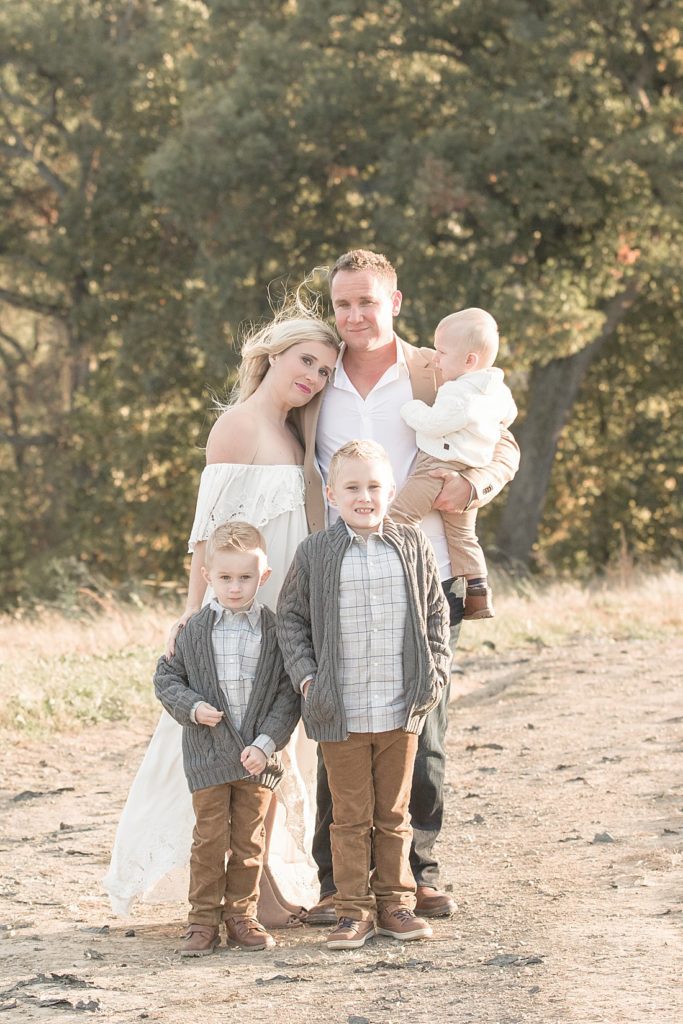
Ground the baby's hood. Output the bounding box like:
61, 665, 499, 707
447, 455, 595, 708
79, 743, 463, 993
466, 367, 505, 395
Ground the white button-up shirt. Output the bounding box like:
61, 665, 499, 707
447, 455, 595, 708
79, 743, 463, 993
316, 339, 451, 579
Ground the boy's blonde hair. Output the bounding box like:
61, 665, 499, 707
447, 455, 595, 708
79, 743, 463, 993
205, 521, 267, 567
438, 307, 499, 367
327, 439, 395, 489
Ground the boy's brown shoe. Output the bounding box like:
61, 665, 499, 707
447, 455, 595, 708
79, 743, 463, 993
224, 916, 275, 950
326, 917, 376, 949
179, 923, 220, 957
377, 905, 433, 940
463, 584, 494, 620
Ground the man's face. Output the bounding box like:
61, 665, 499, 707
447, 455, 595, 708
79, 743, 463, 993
330, 269, 402, 353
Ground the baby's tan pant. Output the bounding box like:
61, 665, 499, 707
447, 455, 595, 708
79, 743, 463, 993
392, 451, 487, 578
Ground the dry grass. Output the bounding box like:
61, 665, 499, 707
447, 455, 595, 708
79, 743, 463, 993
3, 570, 682, 738
1, 600, 169, 738
459, 567, 683, 654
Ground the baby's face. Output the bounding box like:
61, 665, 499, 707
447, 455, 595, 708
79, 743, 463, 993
433, 324, 473, 382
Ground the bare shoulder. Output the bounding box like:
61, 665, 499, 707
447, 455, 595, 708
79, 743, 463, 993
205, 407, 258, 465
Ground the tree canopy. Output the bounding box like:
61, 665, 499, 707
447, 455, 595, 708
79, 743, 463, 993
1, 0, 681, 608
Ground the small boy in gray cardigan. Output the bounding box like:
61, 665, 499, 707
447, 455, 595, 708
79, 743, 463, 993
154, 522, 299, 956
277, 440, 450, 951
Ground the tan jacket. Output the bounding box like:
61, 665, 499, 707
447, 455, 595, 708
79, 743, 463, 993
292, 337, 520, 534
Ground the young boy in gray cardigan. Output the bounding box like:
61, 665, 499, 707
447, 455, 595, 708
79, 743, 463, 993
154, 522, 299, 956
277, 440, 451, 950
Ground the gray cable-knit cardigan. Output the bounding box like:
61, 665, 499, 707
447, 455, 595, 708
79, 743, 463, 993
154, 603, 300, 793
276, 517, 451, 742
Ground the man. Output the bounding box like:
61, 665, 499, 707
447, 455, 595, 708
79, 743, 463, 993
296, 250, 519, 922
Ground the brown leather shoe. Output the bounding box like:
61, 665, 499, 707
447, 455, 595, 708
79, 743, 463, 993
415, 885, 457, 918
305, 892, 337, 926
463, 584, 494, 620
179, 923, 220, 957
326, 916, 376, 949
224, 916, 275, 950
377, 905, 432, 940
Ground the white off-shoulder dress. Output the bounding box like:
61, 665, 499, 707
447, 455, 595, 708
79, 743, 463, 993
102, 464, 317, 915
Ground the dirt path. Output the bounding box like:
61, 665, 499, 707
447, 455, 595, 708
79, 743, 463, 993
1, 636, 682, 1023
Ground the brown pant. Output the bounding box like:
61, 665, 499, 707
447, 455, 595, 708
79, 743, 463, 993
320, 729, 418, 921
392, 451, 487, 578
188, 779, 272, 926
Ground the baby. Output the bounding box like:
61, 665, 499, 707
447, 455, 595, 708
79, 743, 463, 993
391, 308, 517, 619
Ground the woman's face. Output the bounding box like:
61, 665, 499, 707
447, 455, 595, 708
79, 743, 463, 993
269, 339, 338, 406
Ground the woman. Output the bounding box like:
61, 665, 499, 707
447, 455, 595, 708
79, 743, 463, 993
103, 309, 340, 925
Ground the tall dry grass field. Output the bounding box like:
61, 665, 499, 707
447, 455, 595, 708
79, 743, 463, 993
2, 570, 682, 739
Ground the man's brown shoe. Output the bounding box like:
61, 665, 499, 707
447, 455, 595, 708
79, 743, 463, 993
179, 923, 220, 957
377, 905, 432, 940
224, 916, 275, 950
326, 916, 376, 949
415, 885, 457, 918
305, 892, 337, 926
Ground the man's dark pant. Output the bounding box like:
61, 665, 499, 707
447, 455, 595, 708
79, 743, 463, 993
312, 577, 464, 896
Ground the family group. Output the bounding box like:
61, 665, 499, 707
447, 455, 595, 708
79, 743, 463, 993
103, 249, 520, 955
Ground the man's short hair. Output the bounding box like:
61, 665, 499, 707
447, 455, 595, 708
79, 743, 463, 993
329, 249, 397, 292
205, 521, 267, 567
327, 439, 395, 489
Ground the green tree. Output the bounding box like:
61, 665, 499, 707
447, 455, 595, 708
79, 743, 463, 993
150, 0, 682, 568
0, 0, 205, 605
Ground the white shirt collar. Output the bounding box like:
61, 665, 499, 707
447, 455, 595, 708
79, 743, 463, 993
333, 334, 407, 392
210, 597, 262, 627
344, 521, 385, 544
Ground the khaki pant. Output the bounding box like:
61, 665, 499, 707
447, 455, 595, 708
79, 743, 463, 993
391, 451, 487, 578
188, 779, 272, 926
320, 729, 418, 921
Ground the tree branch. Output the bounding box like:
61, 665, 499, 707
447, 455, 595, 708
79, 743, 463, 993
0, 430, 57, 449
0, 138, 70, 198
0, 287, 67, 318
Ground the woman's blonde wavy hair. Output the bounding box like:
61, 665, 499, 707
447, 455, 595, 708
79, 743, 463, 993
230, 292, 340, 405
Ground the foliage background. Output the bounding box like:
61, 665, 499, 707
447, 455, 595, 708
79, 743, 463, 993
1, 0, 681, 609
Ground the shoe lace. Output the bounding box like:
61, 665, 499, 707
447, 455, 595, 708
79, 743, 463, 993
389, 908, 415, 922
336, 917, 358, 929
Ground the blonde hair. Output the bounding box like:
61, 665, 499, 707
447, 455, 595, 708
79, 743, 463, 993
205, 521, 267, 567
437, 308, 499, 367
327, 439, 395, 489
232, 301, 340, 404
329, 249, 398, 293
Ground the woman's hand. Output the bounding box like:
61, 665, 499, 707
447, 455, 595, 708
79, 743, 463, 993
166, 610, 196, 659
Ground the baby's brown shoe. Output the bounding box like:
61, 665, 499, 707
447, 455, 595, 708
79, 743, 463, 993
463, 583, 494, 620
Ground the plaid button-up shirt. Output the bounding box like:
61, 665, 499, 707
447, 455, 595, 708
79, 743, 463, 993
338, 526, 408, 733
